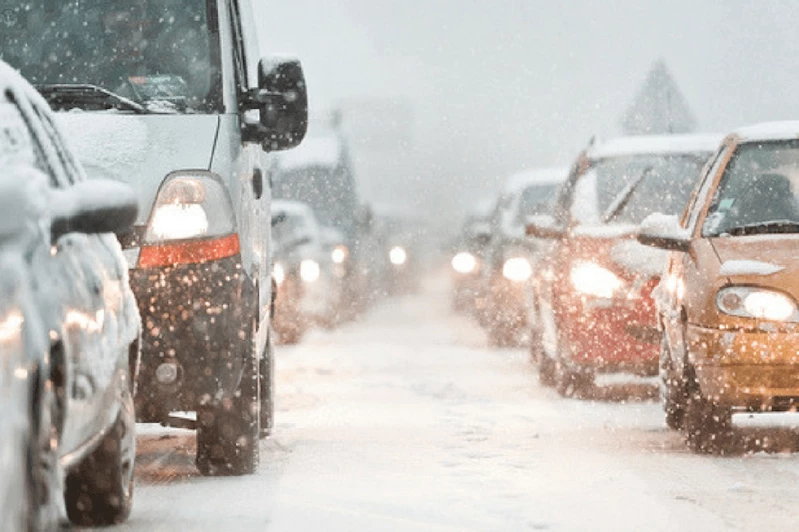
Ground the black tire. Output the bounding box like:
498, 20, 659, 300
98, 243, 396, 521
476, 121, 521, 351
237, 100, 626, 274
64, 383, 135, 526
660, 338, 686, 431
259, 330, 275, 439
538, 355, 557, 387
25, 366, 60, 532
683, 366, 733, 454
196, 353, 260, 476
555, 361, 594, 398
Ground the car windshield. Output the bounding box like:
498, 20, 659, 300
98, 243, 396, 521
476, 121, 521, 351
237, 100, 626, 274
571, 154, 708, 226
517, 183, 559, 221
0, 0, 220, 113
702, 141, 799, 236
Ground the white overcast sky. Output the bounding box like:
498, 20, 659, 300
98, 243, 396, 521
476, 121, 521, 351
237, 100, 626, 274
254, 1, 799, 223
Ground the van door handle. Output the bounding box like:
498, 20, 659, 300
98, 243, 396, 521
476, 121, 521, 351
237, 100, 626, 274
252, 169, 264, 199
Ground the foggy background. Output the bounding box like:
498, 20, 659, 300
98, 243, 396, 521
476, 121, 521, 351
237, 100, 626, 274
254, 0, 799, 234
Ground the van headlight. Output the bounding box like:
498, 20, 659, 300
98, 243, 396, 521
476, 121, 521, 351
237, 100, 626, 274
570, 262, 623, 299
300, 259, 321, 283
717, 287, 799, 322
502, 257, 532, 282
145, 173, 235, 243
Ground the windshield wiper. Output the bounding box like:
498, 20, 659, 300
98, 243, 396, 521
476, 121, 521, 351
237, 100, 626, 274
35, 84, 148, 114
721, 220, 799, 236
601, 166, 653, 224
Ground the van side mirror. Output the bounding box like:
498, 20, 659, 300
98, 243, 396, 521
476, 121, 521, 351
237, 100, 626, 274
51, 179, 138, 242
242, 56, 309, 152
636, 213, 691, 253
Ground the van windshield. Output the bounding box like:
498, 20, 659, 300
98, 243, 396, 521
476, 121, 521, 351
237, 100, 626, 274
0, 0, 220, 113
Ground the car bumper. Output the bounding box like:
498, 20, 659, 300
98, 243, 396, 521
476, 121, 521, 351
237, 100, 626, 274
688, 325, 799, 409
130, 255, 254, 417
560, 296, 659, 375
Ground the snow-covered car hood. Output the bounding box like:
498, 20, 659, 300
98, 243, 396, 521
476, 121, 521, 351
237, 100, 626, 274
710, 236, 799, 292
56, 113, 219, 224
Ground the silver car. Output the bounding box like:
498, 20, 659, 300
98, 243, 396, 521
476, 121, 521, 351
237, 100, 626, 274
0, 61, 141, 529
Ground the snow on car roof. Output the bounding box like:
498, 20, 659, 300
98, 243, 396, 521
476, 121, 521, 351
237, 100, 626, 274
733, 121, 799, 143
276, 135, 344, 171
0, 60, 50, 110
503, 166, 569, 194
588, 134, 722, 160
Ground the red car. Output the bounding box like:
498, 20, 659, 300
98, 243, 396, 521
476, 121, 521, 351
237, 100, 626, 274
528, 135, 719, 396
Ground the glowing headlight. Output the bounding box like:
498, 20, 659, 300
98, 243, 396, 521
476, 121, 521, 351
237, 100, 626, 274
390, 246, 408, 266
149, 203, 209, 240
0, 310, 24, 344
452, 252, 477, 274
300, 259, 321, 283
717, 287, 799, 322
332, 245, 349, 264
503, 257, 532, 282
570, 262, 623, 299
272, 262, 286, 286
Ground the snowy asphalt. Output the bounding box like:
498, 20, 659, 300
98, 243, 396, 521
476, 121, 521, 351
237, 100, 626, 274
106, 274, 799, 531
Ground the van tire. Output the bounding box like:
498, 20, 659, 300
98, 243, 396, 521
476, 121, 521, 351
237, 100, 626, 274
64, 384, 135, 526
196, 353, 260, 476
259, 330, 275, 438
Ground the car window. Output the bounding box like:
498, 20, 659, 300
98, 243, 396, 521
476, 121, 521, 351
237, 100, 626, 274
702, 140, 799, 236
684, 145, 730, 233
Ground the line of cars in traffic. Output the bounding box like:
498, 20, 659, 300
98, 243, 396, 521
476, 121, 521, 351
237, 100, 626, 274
0, 0, 311, 528
452, 126, 799, 454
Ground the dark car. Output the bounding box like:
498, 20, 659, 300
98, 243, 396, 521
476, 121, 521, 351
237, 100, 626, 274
0, 61, 141, 529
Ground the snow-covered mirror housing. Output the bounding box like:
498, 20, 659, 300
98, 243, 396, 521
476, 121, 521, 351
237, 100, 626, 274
525, 214, 566, 240
636, 213, 691, 252
50, 179, 138, 242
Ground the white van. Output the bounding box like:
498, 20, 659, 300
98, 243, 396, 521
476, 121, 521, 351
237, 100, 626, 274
1, 0, 308, 476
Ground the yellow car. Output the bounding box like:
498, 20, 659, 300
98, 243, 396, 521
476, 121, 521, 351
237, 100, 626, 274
638, 121, 799, 453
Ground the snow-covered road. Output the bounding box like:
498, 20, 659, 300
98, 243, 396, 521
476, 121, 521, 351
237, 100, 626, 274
115, 275, 799, 531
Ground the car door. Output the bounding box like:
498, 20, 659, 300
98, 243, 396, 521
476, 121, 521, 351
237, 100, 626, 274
665, 143, 733, 375
17, 92, 121, 449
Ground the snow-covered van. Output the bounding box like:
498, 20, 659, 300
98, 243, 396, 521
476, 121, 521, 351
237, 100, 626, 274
0, 0, 308, 476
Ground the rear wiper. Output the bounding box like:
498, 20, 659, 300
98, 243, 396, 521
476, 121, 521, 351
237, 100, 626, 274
722, 220, 799, 236
602, 166, 653, 224
35, 84, 147, 114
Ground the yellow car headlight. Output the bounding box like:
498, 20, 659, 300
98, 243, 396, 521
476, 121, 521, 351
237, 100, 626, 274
717, 287, 799, 322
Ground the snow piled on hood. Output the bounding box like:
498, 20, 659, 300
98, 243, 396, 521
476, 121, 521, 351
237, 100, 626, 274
611, 239, 669, 277
719, 259, 784, 277
572, 223, 638, 239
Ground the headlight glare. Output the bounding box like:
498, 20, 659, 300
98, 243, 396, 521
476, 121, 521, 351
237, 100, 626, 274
390, 246, 408, 266
300, 259, 321, 283
717, 286, 799, 322
332, 245, 349, 264
503, 257, 532, 282
452, 252, 477, 274
570, 262, 623, 299
273, 262, 286, 286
